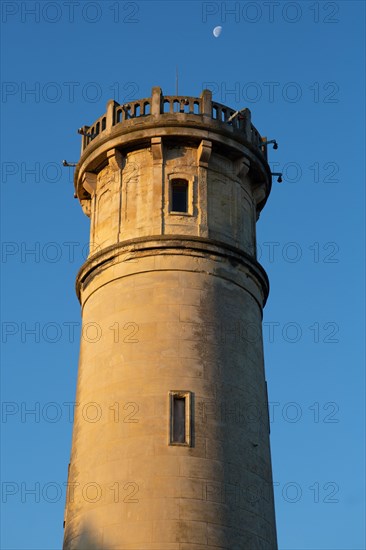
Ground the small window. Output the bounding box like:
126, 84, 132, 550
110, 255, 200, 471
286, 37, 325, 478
171, 179, 188, 213
169, 391, 192, 446
173, 397, 186, 442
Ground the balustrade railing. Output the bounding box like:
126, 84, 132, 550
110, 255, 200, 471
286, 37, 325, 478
80, 87, 264, 155
162, 96, 201, 115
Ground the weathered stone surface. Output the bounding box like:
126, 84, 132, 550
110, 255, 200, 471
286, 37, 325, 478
63, 88, 277, 549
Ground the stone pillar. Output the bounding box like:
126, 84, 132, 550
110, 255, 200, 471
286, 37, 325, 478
197, 139, 212, 237
151, 86, 162, 116
201, 89, 212, 117
106, 99, 118, 130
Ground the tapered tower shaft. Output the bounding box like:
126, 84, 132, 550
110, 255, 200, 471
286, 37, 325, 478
63, 87, 277, 549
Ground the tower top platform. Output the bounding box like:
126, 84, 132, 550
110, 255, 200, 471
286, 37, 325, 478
74, 86, 272, 211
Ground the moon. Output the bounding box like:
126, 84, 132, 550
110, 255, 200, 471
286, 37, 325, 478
213, 26, 222, 38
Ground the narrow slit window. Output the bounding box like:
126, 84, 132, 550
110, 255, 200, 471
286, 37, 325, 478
171, 179, 188, 213
169, 391, 192, 446
173, 397, 185, 442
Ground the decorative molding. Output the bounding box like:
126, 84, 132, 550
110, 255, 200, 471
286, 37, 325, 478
75, 235, 270, 307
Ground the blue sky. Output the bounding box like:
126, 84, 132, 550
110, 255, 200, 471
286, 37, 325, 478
1, 1, 365, 548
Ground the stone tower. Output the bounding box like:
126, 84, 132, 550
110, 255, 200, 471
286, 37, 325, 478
63, 87, 277, 549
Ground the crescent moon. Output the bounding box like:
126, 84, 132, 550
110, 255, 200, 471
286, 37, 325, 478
213, 26, 222, 38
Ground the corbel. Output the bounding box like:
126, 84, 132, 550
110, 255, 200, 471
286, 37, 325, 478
82, 172, 97, 195
151, 137, 163, 162
235, 157, 250, 179
197, 139, 212, 168
107, 148, 124, 171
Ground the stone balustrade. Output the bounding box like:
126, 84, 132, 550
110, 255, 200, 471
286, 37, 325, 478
79, 87, 266, 157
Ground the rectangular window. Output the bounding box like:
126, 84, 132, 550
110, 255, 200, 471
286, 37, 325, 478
173, 397, 186, 442
171, 179, 188, 213
169, 391, 192, 446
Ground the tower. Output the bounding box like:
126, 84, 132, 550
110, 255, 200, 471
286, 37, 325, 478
63, 87, 277, 549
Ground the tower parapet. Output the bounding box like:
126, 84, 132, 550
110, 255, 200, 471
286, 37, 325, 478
78, 88, 265, 153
